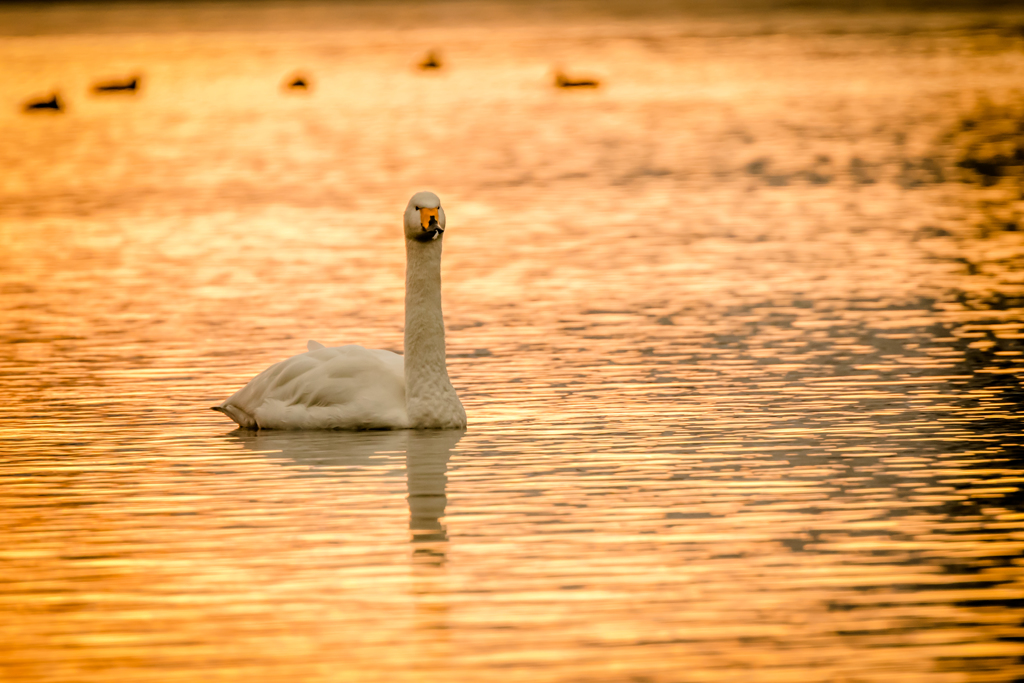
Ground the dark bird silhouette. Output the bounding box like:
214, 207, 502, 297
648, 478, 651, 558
284, 73, 311, 91
555, 71, 600, 88
94, 77, 139, 93
419, 51, 442, 70
24, 94, 62, 112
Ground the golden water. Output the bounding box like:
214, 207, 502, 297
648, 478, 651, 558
1, 5, 1023, 681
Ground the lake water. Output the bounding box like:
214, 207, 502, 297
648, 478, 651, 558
1, 3, 1023, 681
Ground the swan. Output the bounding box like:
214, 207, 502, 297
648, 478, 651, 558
212, 191, 467, 431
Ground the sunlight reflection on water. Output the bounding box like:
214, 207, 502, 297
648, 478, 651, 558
1, 4, 1023, 682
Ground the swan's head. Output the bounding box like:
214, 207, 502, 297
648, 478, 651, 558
405, 191, 446, 243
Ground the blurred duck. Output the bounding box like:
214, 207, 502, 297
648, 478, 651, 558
94, 76, 139, 93
213, 192, 467, 431
419, 51, 442, 70
285, 73, 311, 90
24, 94, 62, 112
555, 70, 599, 88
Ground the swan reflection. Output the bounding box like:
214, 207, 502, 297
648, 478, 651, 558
229, 429, 463, 550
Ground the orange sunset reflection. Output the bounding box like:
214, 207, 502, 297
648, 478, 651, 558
2, 1, 1024, 682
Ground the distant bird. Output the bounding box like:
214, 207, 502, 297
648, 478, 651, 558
284, 73, 311, 91
419, 51, 442, 70
24, 94, 62, 112
93, 76, 139, 93
555, 71, 600, 89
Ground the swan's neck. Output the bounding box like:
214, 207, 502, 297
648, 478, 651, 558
404, 239, 465, 429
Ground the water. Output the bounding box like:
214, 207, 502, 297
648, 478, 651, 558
2, 4, 1024, 681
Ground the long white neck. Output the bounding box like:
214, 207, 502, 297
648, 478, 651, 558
404, 238, 466, 429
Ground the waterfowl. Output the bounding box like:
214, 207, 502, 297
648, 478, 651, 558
213, 192, 467, 431
285, 73, 310, 90
24, 94, 62, 112
94, 77, 139, 93
420, 51, 442, 70
555, 71, 599, 88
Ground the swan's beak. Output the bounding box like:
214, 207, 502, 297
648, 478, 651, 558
419, 207, 440, 230
417, 207, 443, 241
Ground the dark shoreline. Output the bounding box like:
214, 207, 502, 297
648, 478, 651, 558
1, 0, 1022, 38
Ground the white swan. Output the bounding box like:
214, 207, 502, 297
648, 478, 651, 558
212, 191, 467, 430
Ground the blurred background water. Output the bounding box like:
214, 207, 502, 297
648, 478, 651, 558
1, 1, 1024, 681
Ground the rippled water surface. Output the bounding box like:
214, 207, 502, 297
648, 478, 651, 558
2, 4, 1024, 681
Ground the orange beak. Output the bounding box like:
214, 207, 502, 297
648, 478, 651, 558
419, 207, 439, 229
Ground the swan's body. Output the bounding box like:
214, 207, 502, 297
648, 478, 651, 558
213, 192, 466, 430
214, 341, 408, 429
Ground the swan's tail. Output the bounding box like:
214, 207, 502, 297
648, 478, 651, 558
211, 404, 258, 429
